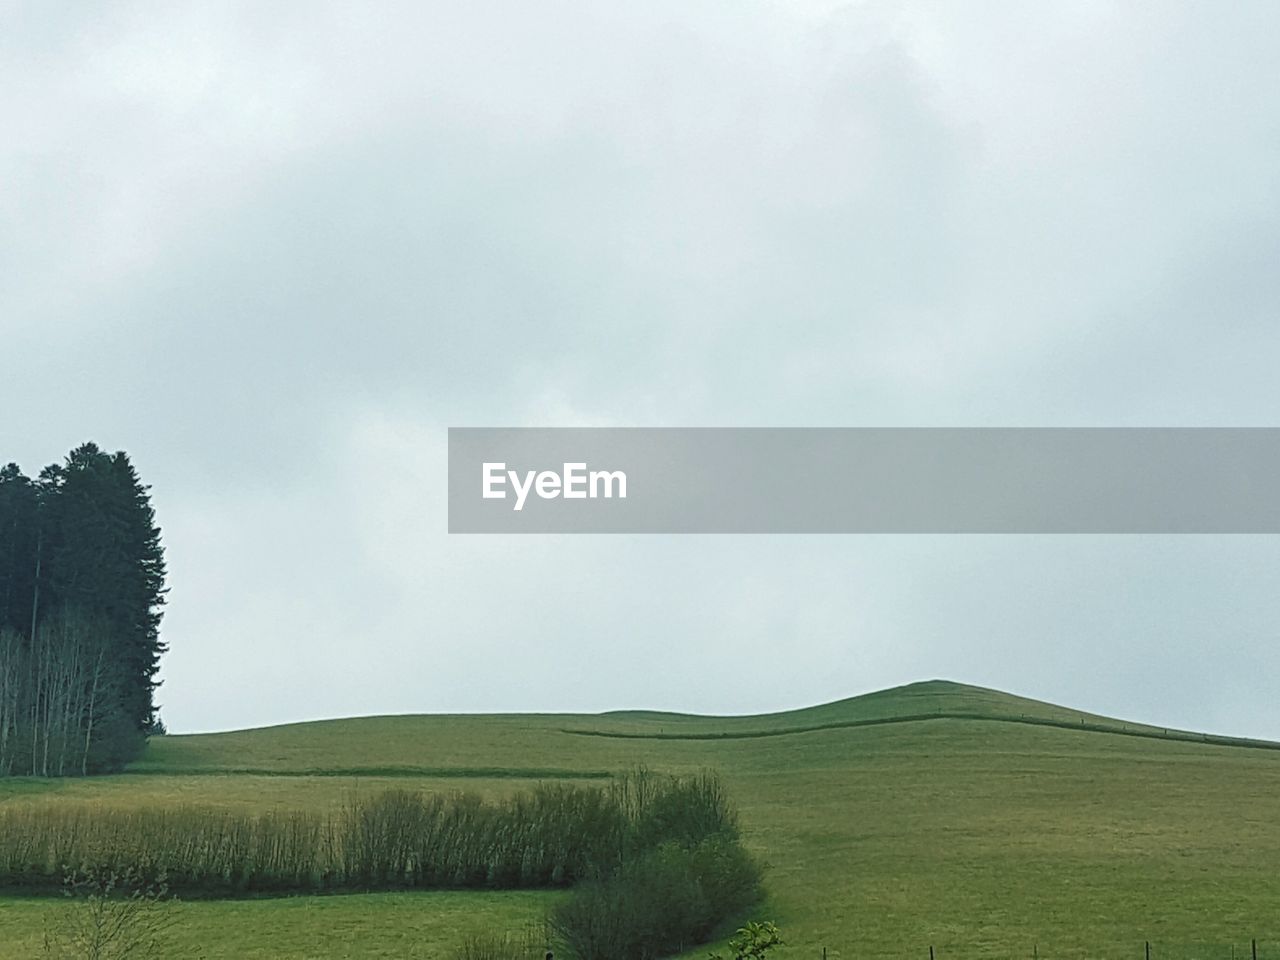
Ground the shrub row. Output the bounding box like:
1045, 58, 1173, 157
0, 769, 737, 896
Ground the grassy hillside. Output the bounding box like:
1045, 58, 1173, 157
3, 680, 1280, 959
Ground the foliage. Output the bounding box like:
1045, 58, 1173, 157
0, 770, 740, 896
0, 444, 166, 776
707, 921, 783, 960
41, 869, 176, 960
548, 834, 761, 960
449, 923, 550, 960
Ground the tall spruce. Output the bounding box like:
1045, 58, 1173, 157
0, 444, 166, 776
0, 464, 38, 638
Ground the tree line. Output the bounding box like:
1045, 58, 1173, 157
0, 443, 166, 776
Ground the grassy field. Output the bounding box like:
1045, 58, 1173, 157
2, 680, 1279, 959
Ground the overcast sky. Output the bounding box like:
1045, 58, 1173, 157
4, 1, 1280, 737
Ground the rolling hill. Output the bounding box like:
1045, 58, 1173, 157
2, 680, 1279, 959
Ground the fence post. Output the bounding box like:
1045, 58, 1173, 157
1145, 940, 1150, 960
1252, 939, 1257, 960
930, 946, 935, 960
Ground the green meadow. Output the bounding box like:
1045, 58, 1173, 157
2, 679, 1279, 959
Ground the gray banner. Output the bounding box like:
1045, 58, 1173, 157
447, 428, 1280, 533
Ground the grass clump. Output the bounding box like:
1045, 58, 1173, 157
449, 923, 549, 960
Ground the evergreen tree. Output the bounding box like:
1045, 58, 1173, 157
0, 464, 38, 638
0, 444, 166, 776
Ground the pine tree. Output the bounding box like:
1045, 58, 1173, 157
0, 464, 38, 638
0, 444, 167, 775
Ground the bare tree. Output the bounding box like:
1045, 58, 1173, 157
0, 626, 21, 775
43, 870, 177, 960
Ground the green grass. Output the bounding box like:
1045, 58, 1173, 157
0, 890, 558, 959
4, 679, 1280, 959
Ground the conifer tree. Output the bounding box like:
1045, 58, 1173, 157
0, 444, 166, 775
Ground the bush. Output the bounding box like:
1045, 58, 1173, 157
708, 921, 784, 960
42, 869, 176, 960
548, 835, 762, 960
619, 769, 738, 855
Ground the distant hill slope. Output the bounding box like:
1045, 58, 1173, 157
578, 679, 1276, 747
8, 678, 1280, 959
132, 680, 1280, 778
597, 678, 1136, 731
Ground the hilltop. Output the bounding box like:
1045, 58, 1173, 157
132, 679, 1278, 778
